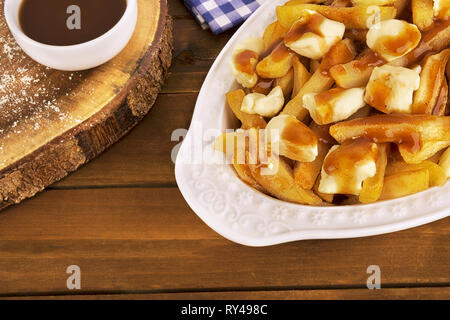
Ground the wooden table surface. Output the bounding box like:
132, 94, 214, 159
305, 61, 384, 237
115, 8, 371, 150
0, 0, 448, 300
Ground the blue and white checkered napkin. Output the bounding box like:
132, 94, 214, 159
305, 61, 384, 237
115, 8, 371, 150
183, 0, 265, 34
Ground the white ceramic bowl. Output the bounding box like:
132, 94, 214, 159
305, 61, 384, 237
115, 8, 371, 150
4, 0, 138, 71
175, 0, 450, 246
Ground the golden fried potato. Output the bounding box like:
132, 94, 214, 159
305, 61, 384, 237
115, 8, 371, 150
282, 39, 356, 120
292, 56, 311, 98
351, 0, 395, 5
285, 0, 327, 4
359, 144, 388, 204
394, 0, 409, 17
385, 160, 447, 187
399, 140, 450, 164
313, 175, 334, 203
294, 123, 334, 189
256, 43, 295, 79
248, 152, 323, 205
309, 60, 320, 73
380, 168, 430, 200
330, 51, 385, 88
214, 130, 266, 192
390, 20, 450, 67
412, 0, 435, 31
226, 90, 267, 129
344, 29, 368, 43
330, 114, 450, 145
275, 68, 295, 98
276, 4, 396, 29
412, 49, 450, 114
438, 147, 450, 178
262, 21, 289, 52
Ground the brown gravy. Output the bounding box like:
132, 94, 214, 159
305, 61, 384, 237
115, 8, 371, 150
19, 0, 127, 46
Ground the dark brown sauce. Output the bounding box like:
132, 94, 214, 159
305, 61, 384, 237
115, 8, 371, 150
282, 119, 317, 147
284, 13, 324, 44
235, 50, 259, 74
19, 0, 127, 46
400, 20, 450, 66
374, 27, 420, 57
271, 43, 292, 62
339, 114, 424, 153
353, 51, 386, 72
365, 76, 391, 113
314, 88, 347, 122
252, 78, 274, 95
319, 41, 356, 76
324, 138, 378, 175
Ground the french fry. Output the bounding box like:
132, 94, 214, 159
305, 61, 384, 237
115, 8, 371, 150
330, 114, 450, 145
310, 59, 321, 74
275, 68, 295, 98
394, 0, 409, 18
226, 90, 267, 129
294, 123, 334, 189
330, 0, 351, 7
427, 149, 445, 163
248, 152, 323, 205
412, 49, 450, 114
276, 4, 397, 29
379, 168, 430, 200
412, 0, 435, 31
256, 43, 295, 79
214, 131, 265, 192
330, 51, 385, 88
344, 29, 368, 43
313, 175, 334, 203
359, 144, 388, 203
282, 39, 356, 120
332, 21, 450, 88
438, 147, 450, 178
385, 160, 447, 187
390, 20, 450, 67
432, 79, 449, 116
292, 56, 311, 98
399, 140, 450, 164
262, 21, 288, 52
351, 0, 395, 5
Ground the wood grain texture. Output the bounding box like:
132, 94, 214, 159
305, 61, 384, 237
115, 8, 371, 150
4, 287, 449, 300
0, 0, 173, 209
0, 188, 448, 296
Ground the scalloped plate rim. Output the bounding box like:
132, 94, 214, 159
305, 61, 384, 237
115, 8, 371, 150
174, 0, 450, 246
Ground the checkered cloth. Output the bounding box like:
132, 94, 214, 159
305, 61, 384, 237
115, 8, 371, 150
183, 0, 264, 34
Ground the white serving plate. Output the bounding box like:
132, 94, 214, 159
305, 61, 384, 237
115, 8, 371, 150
175, 0, 450, 246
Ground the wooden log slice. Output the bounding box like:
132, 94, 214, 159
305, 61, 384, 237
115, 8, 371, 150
0, 0, 173, 209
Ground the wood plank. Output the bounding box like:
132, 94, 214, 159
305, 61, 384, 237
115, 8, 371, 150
53, 19, 234, 187
168, 0, 192, 18
53, 93, 196, 187
0, 0, 173, 210
4, 287, 449, 300
0, 188, 448, 295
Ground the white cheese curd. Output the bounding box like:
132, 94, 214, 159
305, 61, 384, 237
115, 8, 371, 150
303, 87, 366, 125
265, 114, 318, 162
241, 86, 285, 117
319, 141, 378, 195
231, 37, 265, 88
364, 65, 420, 113
284, 10, 345, 60
366, 19, 421, 62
